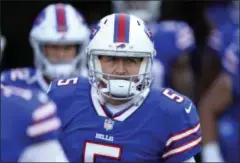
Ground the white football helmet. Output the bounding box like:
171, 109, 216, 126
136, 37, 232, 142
1, 33, 6, 61
112, 1, 162, 23
86, 13, 156, 101
29, 3, 90, 79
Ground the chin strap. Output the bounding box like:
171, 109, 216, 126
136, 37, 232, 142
44, 64, 75, 79
93, 83, 147, 107
100, 79, 138, 98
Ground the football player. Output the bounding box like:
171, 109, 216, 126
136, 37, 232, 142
200, 29, 239, 162
1, 84, 68, 162
48, 13, 201, 162
0, 33, 6, 63
153, 20, 196, 98
1, 3, 90, 91
200, 1, 239, 96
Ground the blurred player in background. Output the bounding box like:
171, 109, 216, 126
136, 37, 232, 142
48, 13, 201, 162
112, 1, 161, 34
112, 0, 196, 98
153, 18, 196, 98
1, 84, 68, 162
201, 0, 239, 96
200, 28, 239, 162
0, 33, 6, 63
1, 3, 90, 92
112, 0, 164, 89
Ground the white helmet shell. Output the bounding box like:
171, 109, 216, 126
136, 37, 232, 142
86, 13, 156, 101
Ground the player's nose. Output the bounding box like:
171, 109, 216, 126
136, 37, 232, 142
57, 50, 66, 59
114, 58, 126, 75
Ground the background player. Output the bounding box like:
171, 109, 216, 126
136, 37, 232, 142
48, 13, 201, 162
1, 3, 90, 91
0, 33, 6, 63
200, 28, 239, 162
153, 19, 196, 98
1, 84, 68, 162
200, 1, 239, 98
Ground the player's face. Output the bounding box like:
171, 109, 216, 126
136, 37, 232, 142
44, 44, 77, 63
99, 56, 142, 80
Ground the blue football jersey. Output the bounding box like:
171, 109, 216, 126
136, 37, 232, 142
153, 21, 196, 86
207, 21, 238, 58
222, 33, 239, 102
147, 21, 159, 36
1, 85, 61, 162
217, 34, 240, 162
1, 67, 49, 92
48, 77, 202, 162
206, 3, 232, 29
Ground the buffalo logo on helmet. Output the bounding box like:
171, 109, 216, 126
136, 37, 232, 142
116, 43, 126, 49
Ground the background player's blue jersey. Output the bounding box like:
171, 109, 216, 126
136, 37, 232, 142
218, 34, 240, 162
1, 85, 61, 162
206, 3, 232, 29
48, 77, 201, 162
1, 67, 49, 92
153, 21, 196, 86
208, 21, 238, 58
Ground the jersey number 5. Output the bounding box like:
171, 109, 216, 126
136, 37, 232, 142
162, 89, 184, 103
57, 77, 78, 86
83, 141, 122, 162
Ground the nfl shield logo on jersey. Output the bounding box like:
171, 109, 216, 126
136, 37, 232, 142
104, 119, 114, 131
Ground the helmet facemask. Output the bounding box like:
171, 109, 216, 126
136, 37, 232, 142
31, 39, 87, 80
88, 49, 153, 101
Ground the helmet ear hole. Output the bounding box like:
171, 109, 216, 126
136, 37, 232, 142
137, 20, 141, 26
104, 19, 108, 24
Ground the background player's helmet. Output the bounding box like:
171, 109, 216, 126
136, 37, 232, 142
29, 3, 90, 79
112, 1, 161, 23
86, 13, 156, 101
0, 33, 6, 62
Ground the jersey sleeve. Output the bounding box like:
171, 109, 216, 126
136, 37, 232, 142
221, 44, 239, 75
162, 90, 201, 162
47, 77, 81, 122
19, 140, 68, 162
1, 68, 33, 86
207, 29, 222, 52
221, 43, 239, 96
48, 77, 79, 96
26, 92, 61, 143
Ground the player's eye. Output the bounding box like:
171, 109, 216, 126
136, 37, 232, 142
106, 56, 116, 62
126, 58, 142, 64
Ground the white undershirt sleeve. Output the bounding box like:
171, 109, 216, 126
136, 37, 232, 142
183, 156, 196, 162
19, 140, 68, 162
